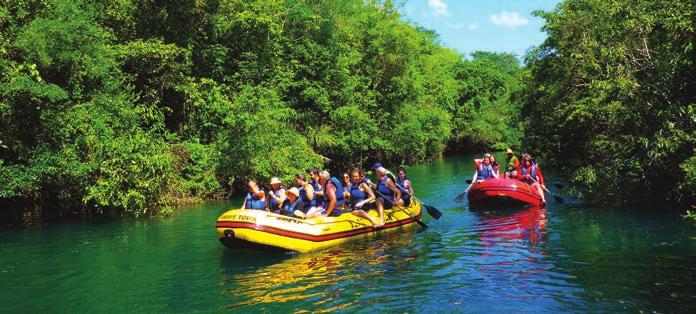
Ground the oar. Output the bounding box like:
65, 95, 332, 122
454, 172, 477, 202
530, 177, 564, 203
394, 184, 442, 220
372, 188, 427, 228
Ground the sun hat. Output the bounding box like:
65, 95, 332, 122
506, 148, 514, 154
371, 162, 383, 169
269, 177, 282, 185
286, 187, 300, 197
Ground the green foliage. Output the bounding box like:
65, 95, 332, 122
0, 0, 524, 219
523, 0, 696, 207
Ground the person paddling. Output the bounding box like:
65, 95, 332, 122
307, 170, 345, 218
505, 149, 519, 179
375, 167, 402, 220
396, 167, 413, 206
242, 179, 266, 210
517, 154, 547, 206
348, 168, 382, 227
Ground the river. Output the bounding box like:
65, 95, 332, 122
1, 155, 695, 312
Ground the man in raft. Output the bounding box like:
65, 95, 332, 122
242, 179, 266, 210
374, 167, 402, 226
309, 168, 324, 209
504, 148, 519, 179
267, 177, 286, 213
517, 154, 547, 206
306, 170, 345, 218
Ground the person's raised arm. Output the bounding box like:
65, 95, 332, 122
304, 184, 314, 200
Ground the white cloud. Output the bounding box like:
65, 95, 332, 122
428, 0, 450, 16
468, 23, 479, 31
490, 11, 529, 28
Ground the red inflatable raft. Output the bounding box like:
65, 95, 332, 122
468, 178, 544, 207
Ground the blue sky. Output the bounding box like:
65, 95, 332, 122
401, 0, 562, 58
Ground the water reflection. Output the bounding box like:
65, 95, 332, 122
219, 230, 417, 310
473, 206, 547, 248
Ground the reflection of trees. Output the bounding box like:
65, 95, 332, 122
219, 230, 417, 311
548, 207, 696, 312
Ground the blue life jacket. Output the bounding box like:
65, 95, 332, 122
282, 198, 303, 215
520, 165, 538, 184
349, 181, 369, 206
322, 177, 345, 208
298, 184, 316, 208
376, 176, 394, 203
477, 164, 493, 180
396, 178, 411, 205
268, 186, 285, 210
244, 188, 266, 210
312, 179, 324, 207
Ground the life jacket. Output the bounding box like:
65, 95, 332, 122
268, 186, 285, 210
312, 179, 324, 207
520, 164, 539, 184
376, 176, 394, 203
322, 177, 345, 208
349, 180, 369, 206
298, 183, 316, 208
396, 178, 411, 205
282, 198, 302, 215
244, 188, 266, 209
477, 164, 493, 180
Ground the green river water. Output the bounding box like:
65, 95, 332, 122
1, 155, 695, 312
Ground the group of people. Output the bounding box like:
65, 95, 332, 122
241, 163, 414, 227
472, 149, 547, 205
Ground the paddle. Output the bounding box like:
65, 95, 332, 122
371, 188, 427, 228
529, 177, 564, 203
394, 184, 442, 220
454, 172, 477, 202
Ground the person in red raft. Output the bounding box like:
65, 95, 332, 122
517, 153, 547, 206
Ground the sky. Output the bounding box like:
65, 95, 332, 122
401, 0, 562, 58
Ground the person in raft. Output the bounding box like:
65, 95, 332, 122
374, 167, 402, 217
517, 154, 547, 206
242, 179, 266, 210
341, 172, 352, 199
504, 148, 519, 178
472, 154, 497, 182
309, 168, 324, 209
306, 170, 345, 218
267, 177, 286, 213
395, 166, 413, 206
293, 173, 315, 218
348, 168, 383, 227
490, 155, 501, 178
280, 187, 304, 216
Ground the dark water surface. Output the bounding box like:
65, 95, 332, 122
1, 156, 695, 312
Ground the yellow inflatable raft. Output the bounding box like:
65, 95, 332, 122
215, 201, 423, 252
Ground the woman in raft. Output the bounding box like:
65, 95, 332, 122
517, 154, 547, 205
348, 168, 383, 227
242, 179, 266, 210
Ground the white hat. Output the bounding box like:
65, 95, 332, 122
269, 177, 282, 185
286, 187, 300, 197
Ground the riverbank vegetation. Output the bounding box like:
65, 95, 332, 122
0, 0, 524, 219
521, 0, 695, 208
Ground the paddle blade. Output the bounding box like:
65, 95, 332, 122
553, 194, 564, 203
424, 204, 442, 220
465, 179, 472, 184
415, 219, 428, 228
454, 192, 466, 202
